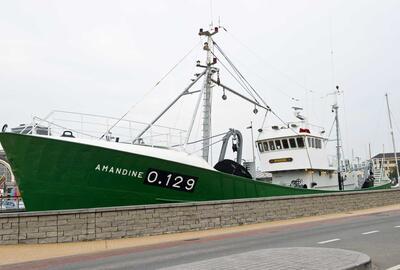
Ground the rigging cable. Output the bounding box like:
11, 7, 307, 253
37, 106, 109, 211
368, 99, 385, 155
325, 118, 336, 146
190, 137, 225, 155
214, 42, 259, 102
215, 41, 314, 167
222, 28, 316, 95
216, 34, 315, 168
214, 40, 299, 136
171, 132, 226, 147
391, 111, 400, 135
388, 106, 400, 148
215, 41, 286, 124
209, 50, 258, 102
341, 91, 350, 159
99, 40, 202, 139
173, 40, 202, 130
257, 110, 269, 140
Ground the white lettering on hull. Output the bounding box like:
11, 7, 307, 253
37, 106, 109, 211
95, 164, 144, 179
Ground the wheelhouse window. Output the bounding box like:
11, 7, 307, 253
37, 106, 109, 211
282, 139, 289, 149
259, 137, 311, 152
258, 142, 264, 152
296, 137, 305, 148
263, 141, 269, 151
289, 138, 297, 148
268, 140, 275, 151
275, 140, 282, 150
307, 137, 322, 149
315, 139, 322, 149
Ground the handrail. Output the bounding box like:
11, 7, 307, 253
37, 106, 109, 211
20, 111, 189, 149
47, 110, 187, 132
33, 116, 97, 139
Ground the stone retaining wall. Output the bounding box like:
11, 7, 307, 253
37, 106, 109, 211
1, 189, 399, 245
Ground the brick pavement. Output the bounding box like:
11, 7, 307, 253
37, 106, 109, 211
159, 247, 371, 270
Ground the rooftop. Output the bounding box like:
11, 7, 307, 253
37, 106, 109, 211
372, 152, 400, 159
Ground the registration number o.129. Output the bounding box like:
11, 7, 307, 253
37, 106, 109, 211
144, 169, 198, 192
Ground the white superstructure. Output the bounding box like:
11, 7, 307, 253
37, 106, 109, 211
256, 122, 361, 190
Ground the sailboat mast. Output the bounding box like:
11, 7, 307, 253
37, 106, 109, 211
333, 85, 343, 190
385, 93, 400, 182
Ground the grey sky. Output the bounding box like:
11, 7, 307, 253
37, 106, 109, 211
0, 0, 399, 162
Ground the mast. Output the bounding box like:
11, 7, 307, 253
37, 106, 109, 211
333, 85, 343, 190
202, 35, 213, 162
199, 26, 218, 162
385, 93, 400, 183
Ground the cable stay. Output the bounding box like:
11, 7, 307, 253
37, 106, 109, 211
126, 26, 307, 165
99, 40, 202, 140
220, 27, 316, 97
212, 40, 302, 136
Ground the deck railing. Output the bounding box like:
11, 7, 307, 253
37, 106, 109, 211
16, 110, 189, 149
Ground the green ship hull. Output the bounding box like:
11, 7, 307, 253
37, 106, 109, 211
0, 133, 391, 211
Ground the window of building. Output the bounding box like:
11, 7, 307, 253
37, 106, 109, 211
268, 140, 275, 151
296, 137, 305, 148
311, 138, 315, 148
289, 138, 297, 148
275, 140, 282, 150
263, 142, 269, 151
282, 139, 289, 149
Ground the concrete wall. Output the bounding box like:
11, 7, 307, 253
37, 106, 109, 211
1, 189, 399, 245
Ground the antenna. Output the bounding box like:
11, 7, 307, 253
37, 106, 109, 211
329, 16, 336, 92
209, 0, 214, 27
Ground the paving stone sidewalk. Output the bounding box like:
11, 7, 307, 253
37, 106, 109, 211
160, 247, 371, 270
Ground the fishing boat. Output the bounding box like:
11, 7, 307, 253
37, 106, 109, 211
0, 27, 391, 211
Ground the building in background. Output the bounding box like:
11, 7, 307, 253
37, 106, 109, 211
372, 152, 400, 180
0, 150, 16, 196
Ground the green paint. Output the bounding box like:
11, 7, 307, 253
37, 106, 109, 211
0, 133, 391, 211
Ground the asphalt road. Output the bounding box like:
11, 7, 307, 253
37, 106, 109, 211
5, 209, 400, 270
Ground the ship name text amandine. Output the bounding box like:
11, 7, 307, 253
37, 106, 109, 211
95, 164, 144, 179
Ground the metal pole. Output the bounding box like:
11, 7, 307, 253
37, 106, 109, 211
380, 144, 385, 182
133, 71, 206, 144
368, 142, 373, 179
250, 121, 256, 179
333, 86, 342, 190
210, 79, 269, 110
385, 93, 400, 184
249, 121, 255, 163
368, 143, 372, 160
185, 74, 209, 147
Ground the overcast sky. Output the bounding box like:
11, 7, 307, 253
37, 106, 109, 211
1, 0, 399, 163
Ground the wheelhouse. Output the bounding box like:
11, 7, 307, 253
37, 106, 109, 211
257, 135, 323, 153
